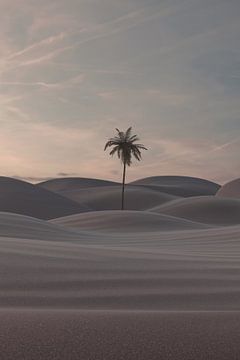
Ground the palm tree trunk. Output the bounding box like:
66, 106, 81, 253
121, 161, 127, 210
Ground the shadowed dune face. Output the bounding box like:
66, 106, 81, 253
54, 186, 178, 211
150, 196, 240, 226
38, 177, 120, 192
216, 178, 240, 199
36, 176, 222, 212
51, 210, 209, 233
130, 176, 220, 197
0, 177, 88, 219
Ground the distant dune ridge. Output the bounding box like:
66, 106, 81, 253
130, 175, 220, 197
150, 195, 240, 226
38, 177, 120, 192
1, 175, 240, 359
0, 176, 88, 219
54, 185, 178, 211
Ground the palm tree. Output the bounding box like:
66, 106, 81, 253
104, 127, 147, 210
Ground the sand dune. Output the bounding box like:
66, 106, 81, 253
1, 175, 240, 359
51, 210, 209, 233
130, 175, 220, 197
56, 185, 178, 211
1, 222, 240, 310
38, 177, 120, 192
150, 196, 240, 226
217, 178, 240, 199
0, 176, 88, 219
0, 212, 81, 240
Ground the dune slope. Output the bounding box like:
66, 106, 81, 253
217, 178, 240, 199
38, 177, 120, 192
57, 185, 178, 211
51, 210, 209, 232
0, 176, 88, 219
1, 220, 240, 309
0, 212, 81, 240
150, 196, 240, 226
130, 175, 220, 197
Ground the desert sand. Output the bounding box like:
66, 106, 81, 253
217, 178, 240, 199
130, 175, 220, 197
1, 175, 240, 359
49, 185, 179, 211
0, 177, 88, 219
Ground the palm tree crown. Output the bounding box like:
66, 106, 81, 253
104, 127, 147, 210
104, 127, 147, 165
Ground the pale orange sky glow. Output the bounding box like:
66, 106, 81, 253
0, 0, 239, 184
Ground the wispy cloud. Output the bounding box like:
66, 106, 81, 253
211, 137, 240, 153
3, 3, 178, 70
7, 32, 68, 60
0, 73, 85, 90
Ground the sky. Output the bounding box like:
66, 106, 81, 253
0, 0, 239, 184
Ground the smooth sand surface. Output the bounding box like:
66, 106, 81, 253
51, 210, 210, 232
0, 176, 88, 219
150, 196, 240, 226
130, 175, 220, 197
1, 175, 240, 359
57, 185, 178, 211
38, 177, 120, 192
217, 178, 240, 199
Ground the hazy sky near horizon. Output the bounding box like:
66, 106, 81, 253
0, 0, 240, 184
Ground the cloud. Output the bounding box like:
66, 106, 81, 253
2, 2, 178, 70
0, 73, 85, 91
211, 137, 240, 153
7, 32, 68, 60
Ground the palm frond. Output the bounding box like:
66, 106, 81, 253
104, 127, 147, 166
129, 135, 140, 143
104, 141, 112, 150
104, 139, 121, 150
109, 145, 119, 156
131, 145, 142, 161
125, 127, 132, 141
115, 128, 125, 141
134, 144, 148, 150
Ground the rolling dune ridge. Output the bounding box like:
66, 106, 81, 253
0, 177, 88, 219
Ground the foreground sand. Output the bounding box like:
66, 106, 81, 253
1, 211, 240, 358
1, 310, 240, 359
